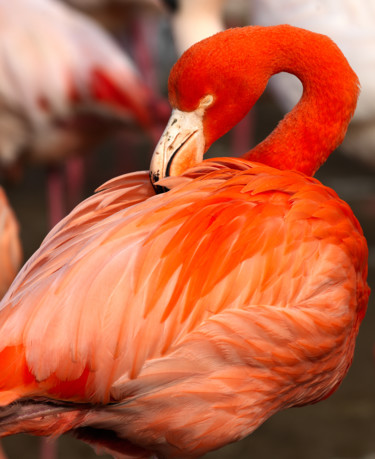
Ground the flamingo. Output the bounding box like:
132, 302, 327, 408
0, 0, 155, 167
162, 0, 226, 54
60, 0, 165, 80
0, 189, 21, 459
0, 0, 160, 227
252, 0, 375, 168
0, 25, 370, 458
0, 189, 21, 300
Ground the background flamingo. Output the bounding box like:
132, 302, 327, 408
162, 0, 226, 54
0, 25, 370, 458
251, 0, 375, 168
60, 0, 167, 94
0, 189, 21, 300
0, 0, 164, 228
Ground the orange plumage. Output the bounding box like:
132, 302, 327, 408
0, 25, 370, 458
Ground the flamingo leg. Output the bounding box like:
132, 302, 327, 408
0, 441, 7, 459
130, 16, 159, 91
231, 112, 254, 157
46, 165, 66, 229
40, 438, 57, 459
65, 155, 86, 213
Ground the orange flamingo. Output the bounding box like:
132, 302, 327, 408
0, 25, 370, 458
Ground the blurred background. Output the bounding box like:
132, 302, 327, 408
0, 0, 374, 458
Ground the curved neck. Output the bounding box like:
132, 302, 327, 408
241, 26, 359, 175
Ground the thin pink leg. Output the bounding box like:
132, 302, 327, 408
65, 155, 85, 213
40, 438, 57, 459
114, 130, 142, 175
231, 112, 254, 157
47, 165, 66, 229
124, 16, 171, 149
0, 441, 8, 459
130, 16, 159, 90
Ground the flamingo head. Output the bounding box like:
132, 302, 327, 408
150, 26, 359, 187
150, 28, 271, 187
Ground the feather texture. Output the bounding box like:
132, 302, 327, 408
0, 159, 369, 456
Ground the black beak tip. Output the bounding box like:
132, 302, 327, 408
149, 171, 169, 194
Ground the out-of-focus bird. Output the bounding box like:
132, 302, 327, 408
61, 0, 165, 52
0, 0, 162, 226
0, 25, 369, 458
0, 189, 21, 300
64, 0, 161, 10
252, 0, 375, 167
63, 0, 162, 25
162, 0, 226, 54
0, 0, 155, 169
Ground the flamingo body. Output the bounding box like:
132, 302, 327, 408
0, 160, 369, 457
0, 25, 370, 458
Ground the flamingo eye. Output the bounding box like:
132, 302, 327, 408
199, 94, 214, 108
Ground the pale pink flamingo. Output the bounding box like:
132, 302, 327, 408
0, 0, 161, 228
0, 189, 21, 301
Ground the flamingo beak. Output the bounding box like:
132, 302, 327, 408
150, 108, 205, 190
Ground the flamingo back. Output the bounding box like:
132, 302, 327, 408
0, 159, 369, 456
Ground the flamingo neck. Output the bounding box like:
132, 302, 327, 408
241, 26, 359, 175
